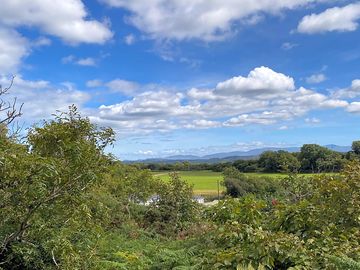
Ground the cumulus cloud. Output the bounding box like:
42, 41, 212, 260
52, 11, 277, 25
332, 79, 360, 98
106, 79, 140, 95
76, 58, 97, 66
124, 34, 136, 45
62, 55, 97, 66
0, 76, 90, 121
0, 1, 112, 73
306, 73, 327, 84
185, 119, 221, 129
215, 66, 295, 98
347, 102, 360, 113
102, 0, 321, 41
224, 111, 286, 127
0, 27, 29, 73
89, 66, 349, 134
0, 0, 113, 44
298, 3, 360, 34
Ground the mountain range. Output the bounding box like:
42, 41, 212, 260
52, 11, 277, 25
125, 144, 351, 164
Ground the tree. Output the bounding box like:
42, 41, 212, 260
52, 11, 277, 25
352, 141, 360, 155
0, 105, 115, 269
259, 150, 300, 173
299, 144, 342, 173
0, 76, 23, 126
223, 167, 281, 199
144, 173, 199, 236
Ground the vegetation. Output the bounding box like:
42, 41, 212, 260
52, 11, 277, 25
1, 101, 359, 269
139, 143, 356, 174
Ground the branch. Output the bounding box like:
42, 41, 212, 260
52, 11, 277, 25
0, 76, 23, 126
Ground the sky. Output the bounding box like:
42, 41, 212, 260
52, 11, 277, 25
1, 0, 360, 160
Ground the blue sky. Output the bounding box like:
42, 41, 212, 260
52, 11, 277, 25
1, 0, 360, 160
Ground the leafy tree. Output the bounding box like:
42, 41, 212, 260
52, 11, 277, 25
259, 150, 300, 173
352, 141, 360, 155
144, 173, 199, 236
299, 144, 342, 172
0, 106, 115, 269
223, 167, 281, 199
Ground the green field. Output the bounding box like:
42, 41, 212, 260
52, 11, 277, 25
152, 170, 330, 195
153, 170, 224, 195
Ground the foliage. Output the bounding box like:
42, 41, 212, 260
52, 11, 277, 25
96, 228, 203, 270
144, 173, 200, 236
222, 167, 282, 199
198, 162, 360, 269
0, 106, 115, 269
259, 151, 300, 173
328, 255, 360, 270
352, 141, 360, 155
299, 144, 343, 173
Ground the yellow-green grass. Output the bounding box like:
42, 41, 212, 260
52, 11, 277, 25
153, 170, 224, 195
152, 170, 334, 195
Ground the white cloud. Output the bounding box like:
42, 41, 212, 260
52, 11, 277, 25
279, 125, 289, 130
224, 111, 291, 127
32, 37, 52, 47
0, 0, 113, 44
281, 42, 298, 50
0, 75, 90, 121
0, 1, 112, 73
98, 91, 199, 122
136, 150, 154, 155
62, 55, 76, 64
185, 119, 221, 129
306, 73, 327, 84
347, 102, 360, 113
305, 117, 321, 123
298, 3, 360, 34
86, 79, 103, 88
187, 88, 216, 100
0, 27, 29, 73
90, 66, 348, 134
332, 79, 360, 98
124, 34, 136, 45
215, 66, 295, 98
106, 79, 140, 95
62, 55, 97, 67
102, 0, 321, 41
76, 57, 97, 66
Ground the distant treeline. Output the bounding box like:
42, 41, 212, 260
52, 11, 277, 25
137, 142, 360, 173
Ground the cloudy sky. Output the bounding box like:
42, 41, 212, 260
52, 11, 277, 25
1, 0, 360, 159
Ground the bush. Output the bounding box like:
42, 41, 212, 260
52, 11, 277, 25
223, 167, 282, 199
144, 173, 200, 236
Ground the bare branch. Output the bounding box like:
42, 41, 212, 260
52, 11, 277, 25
0, 76, 24, 126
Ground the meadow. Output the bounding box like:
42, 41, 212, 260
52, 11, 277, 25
153, 170, 300, 195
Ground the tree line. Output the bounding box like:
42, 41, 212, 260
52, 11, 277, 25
139, 142, 360, 173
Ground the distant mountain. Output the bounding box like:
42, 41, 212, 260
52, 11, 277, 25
324, 144, 351, 152
125, 144, 351, 164
165, 155, 200, 160
200, 147, 301, 159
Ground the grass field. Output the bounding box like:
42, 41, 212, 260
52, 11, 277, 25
153, 170, 224, 195
152, 170, 330, 195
